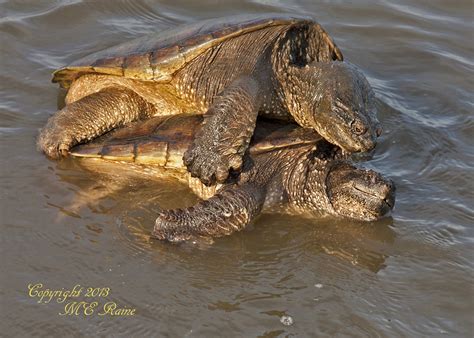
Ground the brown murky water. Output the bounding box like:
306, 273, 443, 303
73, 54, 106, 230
1, 1, 473, 336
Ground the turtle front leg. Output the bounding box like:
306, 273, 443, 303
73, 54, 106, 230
183, 76, 261, 185
38, 86, 156, 159
152, 183, 266, 242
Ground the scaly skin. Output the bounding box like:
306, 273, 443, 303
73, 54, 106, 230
182, 77, 262, 185
152, 184, 266, 242
38, 87, 156, 159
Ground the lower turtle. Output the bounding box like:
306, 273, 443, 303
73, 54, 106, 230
38, 14, 381, 186
70, 114, 395, 242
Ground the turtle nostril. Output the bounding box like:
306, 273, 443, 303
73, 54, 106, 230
376, 126, 383, 137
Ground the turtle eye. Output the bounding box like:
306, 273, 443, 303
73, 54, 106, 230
351, 118, 367, 135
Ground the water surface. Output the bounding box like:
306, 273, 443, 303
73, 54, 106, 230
1, 0, 473, 336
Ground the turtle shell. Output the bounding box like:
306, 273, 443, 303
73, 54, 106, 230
53, 14, 343, 88
70, 115, 321, 168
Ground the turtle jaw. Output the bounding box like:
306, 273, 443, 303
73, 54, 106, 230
313, 107, 379, 154
325, 162, 396, 221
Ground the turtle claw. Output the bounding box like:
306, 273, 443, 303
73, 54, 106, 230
37, 128, 72, 160
183, 143, 242, 186
152, 210, 195, 243
37, 111, 77, 159
152, 183, 262, 242
57, 143, 71, 158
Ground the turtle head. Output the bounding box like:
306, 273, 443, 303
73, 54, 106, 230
324, 162, 395, 221
292, 62, 381, 153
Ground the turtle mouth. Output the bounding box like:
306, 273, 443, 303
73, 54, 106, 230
383, 195, 394, 209
322, 107, 377, 153
351, 180, 395, 220
326, 163, 396, 221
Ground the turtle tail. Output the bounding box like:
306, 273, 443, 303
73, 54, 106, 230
152, 184, 266, 243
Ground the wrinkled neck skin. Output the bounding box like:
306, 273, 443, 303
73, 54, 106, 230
281, 146, 340, 215
247, 144, 343, 216
278, 64, 326, 128
271, 24, 338, 126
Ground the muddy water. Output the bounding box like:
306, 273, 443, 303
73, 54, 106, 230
1, 1, 473, 336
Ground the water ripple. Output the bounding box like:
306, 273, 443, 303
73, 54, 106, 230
1, 1, 473, 336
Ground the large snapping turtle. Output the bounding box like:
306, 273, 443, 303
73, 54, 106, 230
39, 14, 381, 185
70, 115, 395, 242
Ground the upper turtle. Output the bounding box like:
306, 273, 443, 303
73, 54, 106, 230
39, 14, 381, 188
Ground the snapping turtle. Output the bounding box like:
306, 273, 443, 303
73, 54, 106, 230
38, 14, 381, 186
70, 114, 395, 242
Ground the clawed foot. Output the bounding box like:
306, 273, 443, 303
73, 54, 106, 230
152, 210, 198, 243
37, 122, 74, 159
152, 187, 256, 243
183, 142, 243, 186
